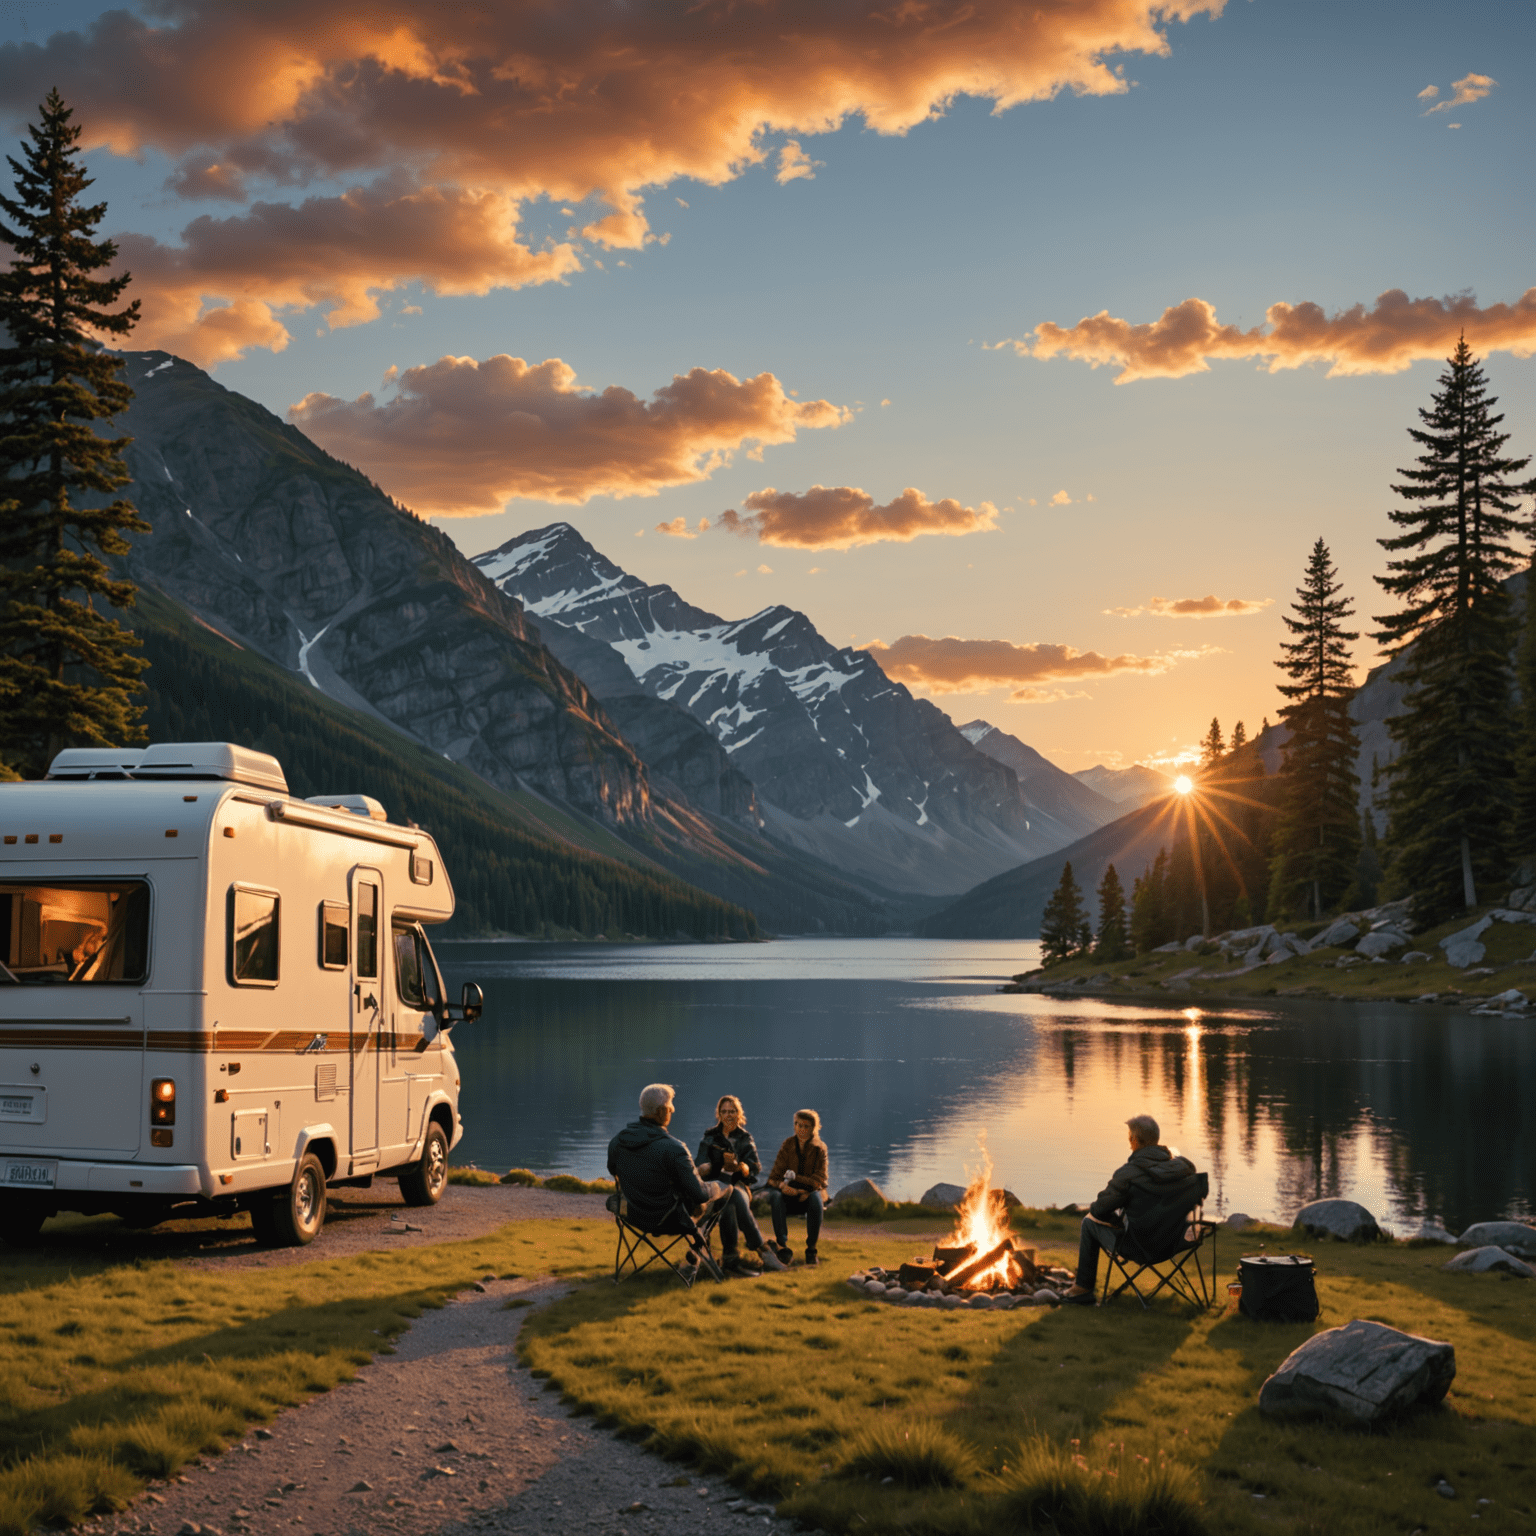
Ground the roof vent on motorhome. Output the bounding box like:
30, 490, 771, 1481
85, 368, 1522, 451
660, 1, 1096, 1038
45, 747, 146, 779
305, 794, 388, 822
133, 742, 289, 793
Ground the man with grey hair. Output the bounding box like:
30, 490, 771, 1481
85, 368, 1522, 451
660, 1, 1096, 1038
1062, 1113, 1195, 1305
607, 1082, 730, 1280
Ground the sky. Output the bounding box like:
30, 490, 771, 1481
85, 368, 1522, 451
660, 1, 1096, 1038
0, 0, 1531, 771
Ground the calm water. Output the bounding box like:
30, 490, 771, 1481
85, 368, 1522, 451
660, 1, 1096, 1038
437, 937, 1535, 1232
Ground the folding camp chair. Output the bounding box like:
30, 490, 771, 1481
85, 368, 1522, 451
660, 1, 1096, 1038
1096, 1171, 1217, 1311
607, 1186, 727, 1287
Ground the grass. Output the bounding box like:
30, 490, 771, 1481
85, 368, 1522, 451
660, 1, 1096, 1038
0, 1218, 616, 1536
519, 1207, 1536, 1536
464, 1166, 616, 1193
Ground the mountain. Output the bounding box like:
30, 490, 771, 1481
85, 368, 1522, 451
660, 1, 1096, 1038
475, 523, 1079, 896
1073, 762, 1172, 806
957, 720, 1121, 843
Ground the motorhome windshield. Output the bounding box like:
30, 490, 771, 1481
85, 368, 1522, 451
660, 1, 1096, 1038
0, 881, 150, 984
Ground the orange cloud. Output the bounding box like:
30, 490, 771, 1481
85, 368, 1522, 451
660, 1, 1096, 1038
0, 1, 1225, 357
658, 516, 711, 538
117, 182, 580, 366
776, 141, 822, 184
288, 355, 849, 514
1106, 594, 1273, 618
1011, 287, 1536, 383
1424, 72, 1496, 114
718, 485, 1000, 550
865, 634, 1208, 699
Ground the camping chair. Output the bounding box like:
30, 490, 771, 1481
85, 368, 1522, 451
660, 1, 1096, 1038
1095, 1171, 1217, 1311
607, 1185, 727, 1287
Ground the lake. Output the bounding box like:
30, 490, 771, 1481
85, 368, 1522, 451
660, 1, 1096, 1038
438, 937, 1535, 1232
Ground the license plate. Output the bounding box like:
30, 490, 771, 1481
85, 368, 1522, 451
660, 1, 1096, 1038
3, 1159, 57, 1189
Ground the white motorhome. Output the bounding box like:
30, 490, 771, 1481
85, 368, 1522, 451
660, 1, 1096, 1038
0, 741, 482, 1247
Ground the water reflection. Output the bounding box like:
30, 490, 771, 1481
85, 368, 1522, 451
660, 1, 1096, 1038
438, 939, 1534, 1230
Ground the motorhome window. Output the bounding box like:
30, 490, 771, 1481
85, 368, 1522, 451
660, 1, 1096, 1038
0, 881, 149, 984
319, 901, 349, 969
392, 921, 442, 1012
356, 882, 378, 978
229, 886, 280, 985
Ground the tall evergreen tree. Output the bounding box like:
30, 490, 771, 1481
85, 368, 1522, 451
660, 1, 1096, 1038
0, 89, 146, 777
1374, 339, 1535, 922
1199, 717, 1224, 769
1094, 863, 1129, 960
1230, 720, 1247, 753
1512, 547, 1536, 853
1271, 538, 1362, 920
1130, 848, 1172, 953
1039, 861, 1090, 965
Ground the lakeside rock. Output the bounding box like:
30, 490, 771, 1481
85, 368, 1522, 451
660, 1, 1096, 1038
833, 1177, 886, 1204
1294, 1198, 1380, 1242
1457, 1220, 1536, 1257
1442, 1246, 1536, 1278
1259, 1319, 1456, 1422
920, 1182, 968, 1210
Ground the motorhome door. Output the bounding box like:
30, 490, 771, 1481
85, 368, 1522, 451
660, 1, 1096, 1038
349, 869, 383, 1163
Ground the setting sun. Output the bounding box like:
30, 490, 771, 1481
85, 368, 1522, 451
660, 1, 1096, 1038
1174, 774, 1194, 795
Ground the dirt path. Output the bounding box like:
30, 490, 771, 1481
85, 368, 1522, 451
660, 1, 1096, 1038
98, 1279, 814, 1536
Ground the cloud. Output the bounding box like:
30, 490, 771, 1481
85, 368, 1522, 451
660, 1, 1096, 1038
1424, 72, 1496, 114
757, 564, 773, 574
116, 181, 581, 365
1048, 489, 1072, 505
776, 140, 822, 183
0, 1, 1225, 358
1010, 287, 1536, 382
717, 485, 1000, 550
1416, 84, 1439, 101
1106, 594, 1273, 618
864, 634, 1210, 698
289, 356, 849, 514
657, 516, 711, 538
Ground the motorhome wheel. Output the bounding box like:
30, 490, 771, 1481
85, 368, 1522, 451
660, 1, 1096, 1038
270, 1153, 328, 1246
400, 1122, 449, 1207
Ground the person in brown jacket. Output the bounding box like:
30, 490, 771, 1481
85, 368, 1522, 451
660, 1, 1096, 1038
767, 1109, 828, 1266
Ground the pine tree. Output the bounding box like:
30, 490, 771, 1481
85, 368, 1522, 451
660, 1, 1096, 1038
1512, 547, 1536, 853
0, 89, 146, 778
1199, 717, 1224, 769
1094, 863, 1129, 960
1271, 538, 1362, 920
1130, 848, 1171, 953
1230, 720, 1247, 753
1039, 861, 1090, 965
1374, 339, 1535, 922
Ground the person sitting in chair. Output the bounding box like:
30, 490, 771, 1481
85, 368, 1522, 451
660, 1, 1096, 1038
767, 1109, 828, 1267
1062, 1113, 1196, 1306
695, 1095, 785, 1275
607, 1082, 730, 1281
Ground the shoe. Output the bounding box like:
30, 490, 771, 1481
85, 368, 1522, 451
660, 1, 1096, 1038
803, 1250, 820, 1268
773, 1244, 793, 1266
722, 1253, 760, 1277
756, 1245, 787, 1273
1062, 1287, 1096, 1306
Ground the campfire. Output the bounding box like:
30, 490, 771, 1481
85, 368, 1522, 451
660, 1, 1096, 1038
848, 1151, 1074, 1310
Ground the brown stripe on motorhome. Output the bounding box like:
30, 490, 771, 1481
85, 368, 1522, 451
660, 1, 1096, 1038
1, 1026, 445, 1053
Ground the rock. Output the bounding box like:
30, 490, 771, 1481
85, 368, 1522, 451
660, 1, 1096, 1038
1487, 988, 1528, 1008
902, 1290, 927, 1305
426, 1466, 457, 1478
941, 1293, 967, 1309
1412, 1219, 1457, 1244
967, 1292, 995, 1309
1308, 918, 1360, 951
863, 1281, 886, 1295
833, 1177, 886, 1204
1411, 992, 1439, 1002
1294, 1198, 1380, 1242
1506, 883, 1536, 911
1401, 953, 1432, 964
1490, 908, 1536, 924
993, 1294, 1019, 1310
177, 1524, 203, 1536
1152, 940, 1183, 954
1436, 1479, 1456, 1500
1456, 1221, 1536, 1257
1223, 1212, 1256, 1230
1032, 1288, 1061, 1305
882, 1286, 908, 1302
347, 1482, 373, 1494
1441, 916, 1493, 968
1441, 1246, 1536, 1278
845, 1278, 867, 1292
1258, 1318, 1456, 1422
920, 1182, 968, 1210
1356, 928, 1409, 958
253, 1429, 274, 1441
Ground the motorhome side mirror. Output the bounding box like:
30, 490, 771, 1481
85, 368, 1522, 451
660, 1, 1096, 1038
460, 981, 483, 1022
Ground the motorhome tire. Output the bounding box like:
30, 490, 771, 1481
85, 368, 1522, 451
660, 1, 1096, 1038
400, 1121, 449, 1207
269, 1153, 328, 1245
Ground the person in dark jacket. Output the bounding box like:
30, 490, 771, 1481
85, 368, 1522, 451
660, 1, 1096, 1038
1063, 1113, 1196, 1304
767, 1109, 829, 1266
607, 1082, 728, 1280
694, 1094, 784, 1274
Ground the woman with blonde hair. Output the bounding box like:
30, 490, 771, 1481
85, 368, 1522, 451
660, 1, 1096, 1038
767, 1108, 828, 1267
696, 1095, 783, 1275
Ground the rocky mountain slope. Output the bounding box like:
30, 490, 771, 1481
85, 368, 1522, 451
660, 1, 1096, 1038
957, 720, 1121, 843
1073, 762, 1171, 806
476, 523, 1076, 895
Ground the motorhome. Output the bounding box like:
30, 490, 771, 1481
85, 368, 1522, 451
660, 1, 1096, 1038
0, 742, 482, 1247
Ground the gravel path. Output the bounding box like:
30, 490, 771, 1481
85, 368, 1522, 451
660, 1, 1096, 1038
98, 1279, 811, 1536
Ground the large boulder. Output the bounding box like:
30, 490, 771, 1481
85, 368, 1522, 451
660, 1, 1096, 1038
1442, 1246, 1536, 1278
1294, 1198, 1380, 1242
1457, 1221, 1536, 1257
1259, 1319, 1456, 1422
1440, 916, 1493, 969
920, 1182, 969, 1210
1356, 928, 1409, 959
1308, 918, 1360, 951
833, 1177, 886, 1205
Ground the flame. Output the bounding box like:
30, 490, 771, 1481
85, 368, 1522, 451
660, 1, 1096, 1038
944, 1136, 1014, 1289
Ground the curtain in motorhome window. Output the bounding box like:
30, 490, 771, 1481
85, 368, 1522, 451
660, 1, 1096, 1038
0, 881, 149, 983
229, 887, 280, 985
320, 901, 349, 968
356, 883, 378, 978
